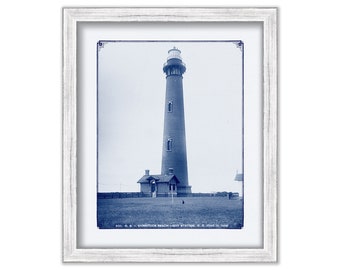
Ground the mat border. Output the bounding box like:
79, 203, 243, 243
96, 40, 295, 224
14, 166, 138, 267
62, 7, 278, 263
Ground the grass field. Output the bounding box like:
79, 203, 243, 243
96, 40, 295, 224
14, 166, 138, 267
97, 197, 243, 229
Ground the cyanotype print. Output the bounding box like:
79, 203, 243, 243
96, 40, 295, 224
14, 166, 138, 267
97, 41, 244, 229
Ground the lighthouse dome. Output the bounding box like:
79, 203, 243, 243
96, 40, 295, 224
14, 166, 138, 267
167, 47, 182, 60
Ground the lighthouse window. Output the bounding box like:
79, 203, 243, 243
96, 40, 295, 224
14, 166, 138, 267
168, 101, 173, 112
167, 139, 172, 151
170, 68, 180, 75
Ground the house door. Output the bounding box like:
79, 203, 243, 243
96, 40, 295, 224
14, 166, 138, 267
151, 181, 157, 197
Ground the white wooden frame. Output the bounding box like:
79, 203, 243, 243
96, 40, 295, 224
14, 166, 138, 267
62, 7, 277, 262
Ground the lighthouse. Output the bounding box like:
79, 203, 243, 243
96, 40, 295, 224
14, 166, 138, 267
161, 47, 191, 196
137, 47, 191, 197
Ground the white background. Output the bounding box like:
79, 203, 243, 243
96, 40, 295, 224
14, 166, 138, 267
0, 0, 339, 269
78, 23, 261, 248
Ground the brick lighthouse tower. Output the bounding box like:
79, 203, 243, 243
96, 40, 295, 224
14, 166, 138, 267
161, 47, 191, 196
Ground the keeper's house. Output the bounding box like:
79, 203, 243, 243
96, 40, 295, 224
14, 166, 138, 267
137, 169, 179, 197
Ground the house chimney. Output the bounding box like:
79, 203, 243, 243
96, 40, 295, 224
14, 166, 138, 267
168, 168, 174, 175
145, 169, 150, 176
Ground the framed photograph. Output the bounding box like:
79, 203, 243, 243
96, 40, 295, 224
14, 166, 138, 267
63, 7, 277, 262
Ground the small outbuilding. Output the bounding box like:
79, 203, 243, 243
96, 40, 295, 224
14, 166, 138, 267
137, 170, 179, 197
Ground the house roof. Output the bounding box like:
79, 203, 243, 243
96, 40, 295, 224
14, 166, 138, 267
234, 173, 244, 181
137, 174, 180, 184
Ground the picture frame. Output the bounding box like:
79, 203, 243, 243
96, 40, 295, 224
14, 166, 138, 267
62, 7, 278, 262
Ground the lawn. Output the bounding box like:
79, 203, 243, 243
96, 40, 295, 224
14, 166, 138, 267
97, 197, 243, 229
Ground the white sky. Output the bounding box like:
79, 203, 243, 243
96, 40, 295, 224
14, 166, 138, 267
98, 41, 243, 193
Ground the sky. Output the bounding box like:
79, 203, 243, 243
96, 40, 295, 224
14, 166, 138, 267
97, 41, 243, 194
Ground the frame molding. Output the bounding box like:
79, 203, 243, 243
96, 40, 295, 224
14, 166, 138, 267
62, 7, 277, 262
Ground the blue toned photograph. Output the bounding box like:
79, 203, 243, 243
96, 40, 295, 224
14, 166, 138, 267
97, 41, 244, 229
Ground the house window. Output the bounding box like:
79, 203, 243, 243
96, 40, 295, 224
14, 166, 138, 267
167, 139, 172, 151
168, 101, 173, 112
